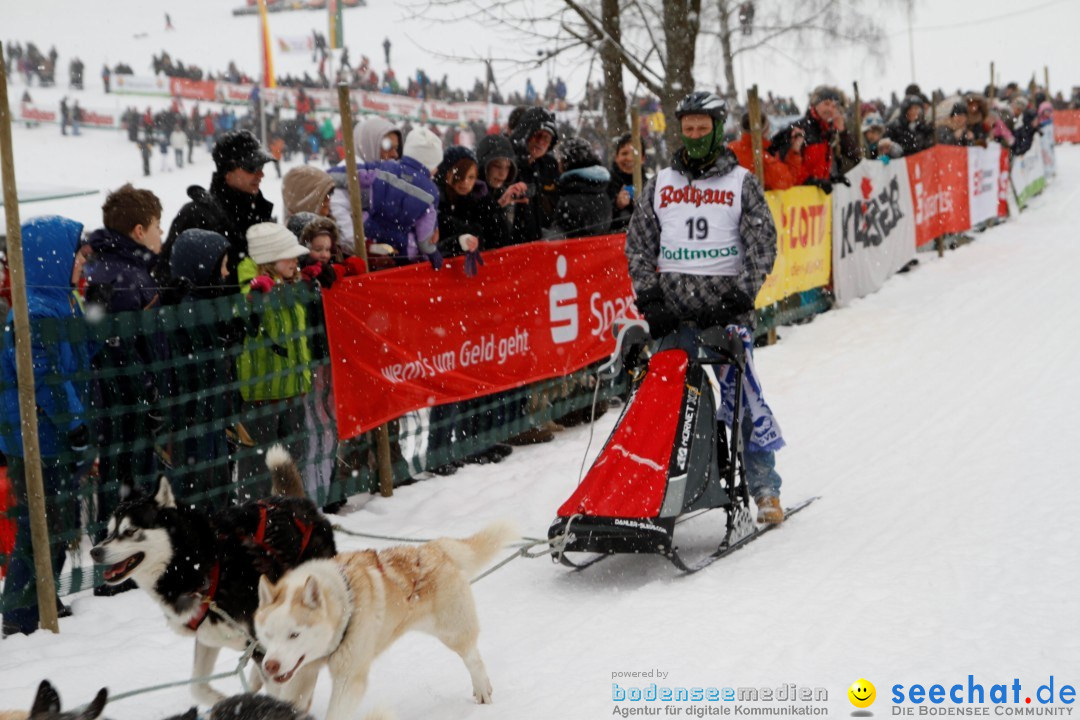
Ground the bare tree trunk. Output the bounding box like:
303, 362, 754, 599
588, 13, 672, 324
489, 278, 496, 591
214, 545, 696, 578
600, 0, 628, 138
660, 0, 701, 151
717, 0, 738, 104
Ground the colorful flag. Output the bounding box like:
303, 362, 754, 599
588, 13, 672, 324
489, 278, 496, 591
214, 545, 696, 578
257, 0, 276, 88
329, 0, 344, 50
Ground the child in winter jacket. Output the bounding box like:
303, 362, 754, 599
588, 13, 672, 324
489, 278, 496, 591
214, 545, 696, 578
327, 126, 443, 268
235, 222, 313, 499
164, 228, 240, 509
0, 216, 90, 635
83, 184, 166, 550
288, 215, 343, 509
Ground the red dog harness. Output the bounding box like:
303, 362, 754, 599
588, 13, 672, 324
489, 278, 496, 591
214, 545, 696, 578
185, 503, 316, 632
186, 562, 221, 631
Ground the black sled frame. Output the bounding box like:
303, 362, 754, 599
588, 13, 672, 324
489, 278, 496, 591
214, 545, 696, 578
550, 322, 761, 573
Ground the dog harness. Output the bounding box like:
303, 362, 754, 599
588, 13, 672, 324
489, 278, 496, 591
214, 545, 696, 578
250, 501, 316, 561
186, 562, 221, 631
184, 503, 315, 632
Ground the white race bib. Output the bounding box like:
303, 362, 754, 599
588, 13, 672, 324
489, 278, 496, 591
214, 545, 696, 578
653, 165, 747, 276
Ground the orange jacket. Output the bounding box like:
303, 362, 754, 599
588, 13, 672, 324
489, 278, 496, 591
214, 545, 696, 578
727, 133, 800, 191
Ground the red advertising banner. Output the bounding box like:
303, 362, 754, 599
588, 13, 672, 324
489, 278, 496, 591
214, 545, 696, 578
170, 77, 217, 101
323, 236, 638, 439
1054, 110, 1080, 144
905, 146, 970, 246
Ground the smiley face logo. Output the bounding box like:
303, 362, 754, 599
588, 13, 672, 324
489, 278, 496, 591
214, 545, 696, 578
848, 678, 876, 709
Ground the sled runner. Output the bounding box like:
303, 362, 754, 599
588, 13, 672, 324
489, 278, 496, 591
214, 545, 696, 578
548, 322, 813, 573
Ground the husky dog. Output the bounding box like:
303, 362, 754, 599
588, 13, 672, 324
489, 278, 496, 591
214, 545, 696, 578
89, 446, 336, 706
0, 680, 107, 720
164, 694, 395, 720
255, 521, 516, 720
163, 694, 313, 720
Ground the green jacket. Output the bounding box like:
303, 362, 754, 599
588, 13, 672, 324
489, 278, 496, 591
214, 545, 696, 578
237, 258, 312, 401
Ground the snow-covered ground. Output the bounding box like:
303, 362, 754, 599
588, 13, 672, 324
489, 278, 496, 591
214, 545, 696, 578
2, 104, 1079, 717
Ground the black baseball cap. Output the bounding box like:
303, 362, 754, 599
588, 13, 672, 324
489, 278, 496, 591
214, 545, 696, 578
212, 130, 275, 173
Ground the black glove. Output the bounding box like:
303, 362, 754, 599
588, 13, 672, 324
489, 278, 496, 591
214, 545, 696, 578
805, 177, 833, 194
832, 174, 851, 188
634, 287, 680, 340
316, 261, 337, 288
698, 288, 754, 329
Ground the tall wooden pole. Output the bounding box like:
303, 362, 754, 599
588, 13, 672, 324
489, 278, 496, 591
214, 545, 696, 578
0, 54, 60, 632
629, 107, 643, 199
989, 62, 996, 101
337, 84, 394, 497
1044, 66, 1050, 98
747, 85, 765, 185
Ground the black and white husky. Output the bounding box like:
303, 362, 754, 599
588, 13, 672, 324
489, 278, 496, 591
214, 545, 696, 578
89, 446, 337, 706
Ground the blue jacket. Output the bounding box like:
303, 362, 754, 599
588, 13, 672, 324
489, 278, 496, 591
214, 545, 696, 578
0, 216, 87, 458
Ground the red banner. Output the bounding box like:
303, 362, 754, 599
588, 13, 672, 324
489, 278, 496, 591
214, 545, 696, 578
170, 78, 217, 101
1054, 111, 1080, 144
324, 236, 638, 439
905, 146, 970, 246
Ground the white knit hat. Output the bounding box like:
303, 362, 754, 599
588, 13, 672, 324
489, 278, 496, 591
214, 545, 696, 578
246, 222, 310, 265
403, 127, 444, 172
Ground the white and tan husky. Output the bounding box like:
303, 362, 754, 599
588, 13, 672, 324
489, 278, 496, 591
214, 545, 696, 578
255, 521, 516, 719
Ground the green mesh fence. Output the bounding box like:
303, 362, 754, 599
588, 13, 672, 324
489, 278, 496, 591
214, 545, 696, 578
0, 275, 822, 617
0, 282, 629, 615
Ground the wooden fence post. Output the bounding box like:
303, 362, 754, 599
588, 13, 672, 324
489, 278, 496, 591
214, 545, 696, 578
0, 54, 60, 632
337, 84, 394, 498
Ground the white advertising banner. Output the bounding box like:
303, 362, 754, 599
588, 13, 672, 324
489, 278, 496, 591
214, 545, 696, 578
967, 145, 1004, 227
112, 74, 171, 97
1012, 146, 1046, 208
831, 159, 917, 306
1039, 123, 1056, 178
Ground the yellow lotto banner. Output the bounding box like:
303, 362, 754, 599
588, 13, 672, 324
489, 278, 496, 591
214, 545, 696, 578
755, 185, 832, 308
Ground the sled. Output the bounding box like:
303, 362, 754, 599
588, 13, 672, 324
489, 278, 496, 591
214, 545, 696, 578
549, 321, 770, 573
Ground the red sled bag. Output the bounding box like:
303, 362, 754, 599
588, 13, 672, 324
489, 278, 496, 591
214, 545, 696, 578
549, 326, 750, 564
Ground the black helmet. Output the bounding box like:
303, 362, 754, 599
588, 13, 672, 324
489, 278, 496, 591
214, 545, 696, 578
675, 91, 728, 125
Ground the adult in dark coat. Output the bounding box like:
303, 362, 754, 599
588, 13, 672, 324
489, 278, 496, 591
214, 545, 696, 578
159, 130, 275, 291
886, 95, 934, 156
554, 137, 612, 237
769, 85, 860, 191
509, 107, 560, 243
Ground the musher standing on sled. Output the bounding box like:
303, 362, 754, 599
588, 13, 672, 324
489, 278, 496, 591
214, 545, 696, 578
625, 91, 786, 525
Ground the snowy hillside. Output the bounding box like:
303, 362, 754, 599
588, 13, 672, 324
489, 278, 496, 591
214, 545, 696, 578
1, 102, 1078, 717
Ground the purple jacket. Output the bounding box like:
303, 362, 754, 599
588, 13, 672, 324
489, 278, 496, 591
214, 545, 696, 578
329, 156, 438, 260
